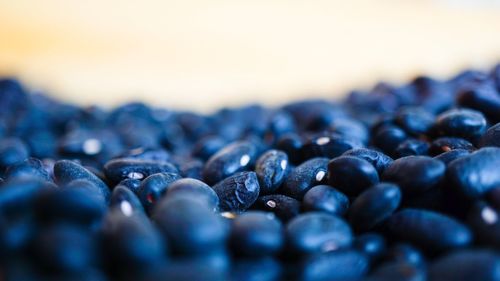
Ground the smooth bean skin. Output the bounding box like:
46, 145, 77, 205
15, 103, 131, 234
428, 250, 500, 281
480, 122, 500, 148
252, 194, 301, 222
110, 185, 145, 215
101, 210, 166, 272
382, 156, 445, 194
212, 172, 260, 213
54, 160, 110, 202
0, 138, 29, 168
255, 150, 289, 194
230, 257, 282, 281
116, 178, 142, 195
394, 139, 429, 158
342, 148, 394, 175
327, 156, 379, 196
394, 107, 434, 136
353, 233, 386, 262
138, 172, 181, 213
302, 185, 349, 216
276, 133, 303, 165
166, 178, 219, 211
104, 158, 178, 184
285, 212, 352, 255
434, 108, 487, 141
296, 250, 369, 281
433, 148, 470, 164
457, 82, 500, 122
384, 209, 472, 252
229, 211, 284, 257
192, 136, 227, 161
349, 183, 401, 232
300, 134, 363, 160
428, 137, 474, 156
447, 147, 500, 198
152, 196, 228, 256
329, 118, 369, 145
372, 125, 408, 156
281, 158, 329, 200
202, 141, 258, 185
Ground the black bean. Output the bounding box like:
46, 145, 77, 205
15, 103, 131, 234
342, 148, 394, 175
395, 106, 434, 136
447, 147, 500, 198
281, 158, 329, 200
138, 172, 181, 213
152, 196, 228, 256
104, 158, 178, 185
457, 82, 500, 122
434, 108, 487, 141
192, 136, 227, 161
428, 136, 475, 156
301, 133, 363, 160
212, 172, 260, 213
372, 125, 408, 156
275, 133, 303, 165
428, 249, 500, 281
384, 208, 472, 252
382, 156, 445, 194
433, 148, 470, 164
110, 185, 145, 215
255, 150, 289, 194
302, 185, 349, 216
348, 183, 401, 231
116, 178, 142, 195
165, 178, 219, 211
252, 194, 301, 222
296, 250, 369, 281
229, 211, 284, 257
327, 156, 379, 196
285, 212, 352, 255
202, 141, 258, 185
394, 139, 429, 158
353, 233, 386, 262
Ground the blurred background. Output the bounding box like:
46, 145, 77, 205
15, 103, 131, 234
1, 0, 500, 112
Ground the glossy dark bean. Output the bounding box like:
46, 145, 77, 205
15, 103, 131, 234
275, 133, 303, 165
383, 243, 425, 268
327, 156, 379, 196
457, 82, 500, 122
192, 135, 227, 161
6, 159, 50, 183
382, 156, 445, 194
328, 118, 369, 145
110, 185, 145, 215
0, 138, 29, 168
384, 209, 472, 252
301, 133, 363, 160
366, 262, 426, 281
202, 141, 258, 185
103, 158, 178, 185
429, 137, 475, 157
101, 210, 166, 272
116, 178, 142, 195
434, 108, 487, 141
229, 211, 284, 257
285, 212, 352, 255
252, 194, 301, 222
138, 172, 181, 213
433, 148, 470, 164
428, 250, 500, 281
54, 160, 110, 202
296, 250, 369, 281
64, 179, 108, 204
353, 233, 386, 261
348, 183, 401, 231
152, 196, 228, 256
480, 122, 500, 147
255, 150, 289, 194
394, 139, 429, 158
467, 202, 500, 249
447, 147, 500, 198
394, 107, 434, 136
34, 224, 97, 273
302, 185, 349, 216
178, 159, 203, 180
281, 158, 329, 200
230, 258, 282, 281
165, 178, 219, 211
342, 148, 393, 174
212, 172, 260, 213
372, 125, 408, 156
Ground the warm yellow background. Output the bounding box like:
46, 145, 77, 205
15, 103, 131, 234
1, 0, 500, 111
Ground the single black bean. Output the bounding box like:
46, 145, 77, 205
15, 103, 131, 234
296, 250, 369, 281
328, 118, 369, 145
301, 133, 363, 160
428, 137, 475, 156
0, 179, 53, 216
202, 141, 258, 185
255, 150, 289, 194
152, 196, 228, 256
348, 183, 401, 232
212, 172, 260, 213
394, 139, 429, 158
302, 185, 349, 216
447, 147, 500, 198
372, 125, 408, 156
281, 158, 329, 200
104, 158, 178, 184
382, 156, 445, 194
165, 178, 219, 211
434, 108, 487, 140
138, 172, 181, 213
327, 156, 379, 196
384, 208, 472, 252
457, 82, 500, 122
275, 133, 303, 165
342, 148, 394, 175
394, 107, 434, 136
116, 178, 142, 195
428, 249, 500, 281
252, 194, 301, 222
229, 211, 284, 257
192, 135, 227, 161
285, 212, 352, 255
110, 185, 145, 215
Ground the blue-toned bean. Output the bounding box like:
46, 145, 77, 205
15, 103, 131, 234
327, 156, 379, 196
428, 137, 474, 156
434, 108, 487, 141
428, 250, 500, 281
192, 135, 227, 161
230, 257, 282, 281
138, 172, 181, 213
433, 148, 470, 164
116, 178, 142, 195
373, 125, 408, 156
212, 172, 260, 213
5, 158, 51, 182
394, 139, 429, 158
353, 233, 386, 262
255, 150, 289, 194
104, 158, 178, 184
296, 250, 369, 281
275, 133, 303, 165
467, 202, 500, 249
301, 133, 363, 160
0, 138, 29, 169
457, 82, 500, 122
302, 185, 349, 216
281, 158, 329, 200
252, 194, 301, 222
480, 122, 500, 148
342, 148, 394, 175
394, 107, 434, 136
166, 178, 219, 211
349, 183, 401, 231
110, 185, 145, 215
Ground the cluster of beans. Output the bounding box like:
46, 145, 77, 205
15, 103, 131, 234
0, 64, 500, 281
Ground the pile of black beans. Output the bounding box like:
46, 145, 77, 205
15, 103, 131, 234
0, 64, 500, 281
